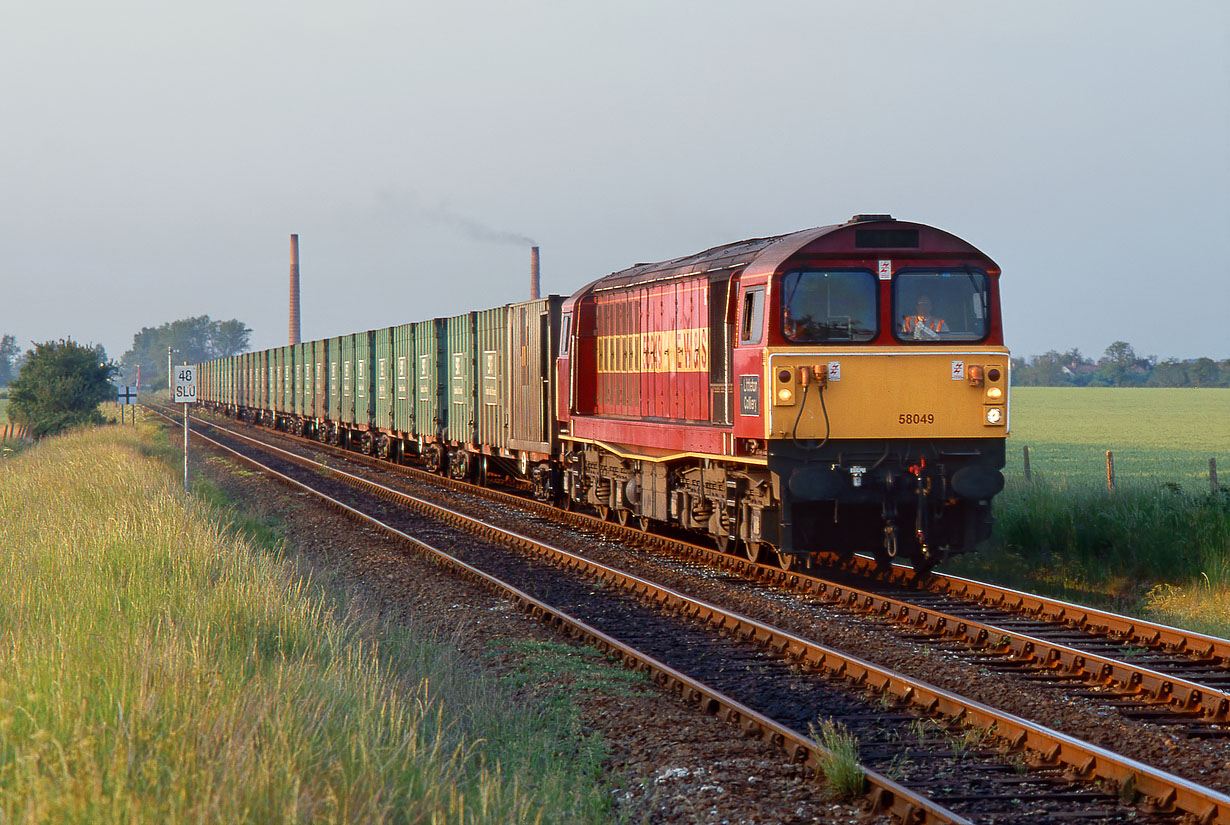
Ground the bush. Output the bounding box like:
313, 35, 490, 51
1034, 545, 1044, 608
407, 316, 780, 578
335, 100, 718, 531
6, 339, 116, 438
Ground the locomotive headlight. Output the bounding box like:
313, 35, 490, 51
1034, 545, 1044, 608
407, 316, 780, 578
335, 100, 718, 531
985, 407, 1004, 425
777, 387, 794, 404
986, 387, 1003, 401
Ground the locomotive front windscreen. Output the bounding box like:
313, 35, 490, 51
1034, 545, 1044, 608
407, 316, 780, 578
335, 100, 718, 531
894, 271, 990, 342
781, 270, 877, 343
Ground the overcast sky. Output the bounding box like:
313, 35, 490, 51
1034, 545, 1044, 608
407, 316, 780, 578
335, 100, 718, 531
2, 1, 1227, 364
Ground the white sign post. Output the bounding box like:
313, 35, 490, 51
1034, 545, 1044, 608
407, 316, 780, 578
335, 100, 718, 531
116, 385, 137, 425
174, 365, 197, 491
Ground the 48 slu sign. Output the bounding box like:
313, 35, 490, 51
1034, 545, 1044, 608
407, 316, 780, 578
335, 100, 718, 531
174, 365, 198, 403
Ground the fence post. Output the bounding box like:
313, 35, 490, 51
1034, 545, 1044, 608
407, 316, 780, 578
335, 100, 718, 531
1022, 445, 1031, 482
1212, 458, 1220, 493
1106, 450, 1115, 495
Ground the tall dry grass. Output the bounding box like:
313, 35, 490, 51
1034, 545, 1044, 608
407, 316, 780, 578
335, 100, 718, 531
0, 424, 614, 824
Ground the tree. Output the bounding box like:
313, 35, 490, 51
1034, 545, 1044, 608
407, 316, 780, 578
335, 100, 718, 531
213, 319, 252, 357
118, 315, 252, 389
0, 334, 19, 386
1096, 341, 1139, 387
6, 339, 117, 438
1190, 357, 1220, 387
1147, 358, 1188, 387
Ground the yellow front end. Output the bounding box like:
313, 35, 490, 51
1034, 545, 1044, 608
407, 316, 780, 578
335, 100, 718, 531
765, 348, 1011, 440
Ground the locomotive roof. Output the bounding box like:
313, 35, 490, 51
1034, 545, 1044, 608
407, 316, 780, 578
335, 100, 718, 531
591, 226, 837, 292
589, 215, 995, 293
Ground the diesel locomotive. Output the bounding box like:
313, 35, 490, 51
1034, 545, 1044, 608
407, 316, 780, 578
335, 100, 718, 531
196, 215, 1009, 571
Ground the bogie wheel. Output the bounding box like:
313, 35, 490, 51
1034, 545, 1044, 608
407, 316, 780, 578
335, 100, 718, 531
636, 516, 651, 532
746, 541, 771, 565
423, 444, 443, 474
595, 505, 611, 521
615, 509, 631, 526
776, 549, 807, 573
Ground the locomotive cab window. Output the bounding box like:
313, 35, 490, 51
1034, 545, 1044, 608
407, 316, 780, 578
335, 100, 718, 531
740, 287, 765, 344
894, 271, 990, 342
781, 270, 877, 343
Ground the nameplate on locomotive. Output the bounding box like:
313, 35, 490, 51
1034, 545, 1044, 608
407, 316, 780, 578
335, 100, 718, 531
739, 374, 760, 416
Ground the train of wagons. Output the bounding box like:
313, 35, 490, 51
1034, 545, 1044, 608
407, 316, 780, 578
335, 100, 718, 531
195, 215, 1010, 572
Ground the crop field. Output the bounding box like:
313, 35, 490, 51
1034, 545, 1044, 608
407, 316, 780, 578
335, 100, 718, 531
1003, 387, 1229, 491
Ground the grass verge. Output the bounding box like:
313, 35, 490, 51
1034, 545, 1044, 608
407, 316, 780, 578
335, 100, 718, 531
0, 422, 617, 824
949, 478, 1230, 637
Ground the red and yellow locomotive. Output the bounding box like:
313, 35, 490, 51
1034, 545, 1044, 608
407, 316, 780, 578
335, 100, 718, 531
557, 214, 1008, 570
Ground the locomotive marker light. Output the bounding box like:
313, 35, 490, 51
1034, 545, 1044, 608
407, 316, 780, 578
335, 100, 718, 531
174, 364, 198, 491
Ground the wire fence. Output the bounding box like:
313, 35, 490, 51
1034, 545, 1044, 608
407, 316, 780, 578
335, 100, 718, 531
1020, 445, 1221, 494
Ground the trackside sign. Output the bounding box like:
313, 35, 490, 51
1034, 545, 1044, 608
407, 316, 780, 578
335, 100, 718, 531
174, 365, 198, 404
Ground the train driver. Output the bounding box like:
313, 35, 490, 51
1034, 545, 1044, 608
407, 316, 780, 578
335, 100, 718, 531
902, 295, 947, 340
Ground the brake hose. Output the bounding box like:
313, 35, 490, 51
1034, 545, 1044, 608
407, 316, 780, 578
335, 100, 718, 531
791, 381, 831, 451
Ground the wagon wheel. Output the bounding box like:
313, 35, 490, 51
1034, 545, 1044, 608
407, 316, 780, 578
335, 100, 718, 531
714, 534, 738, 555
746, 541, 771, 565
595, 505, 611, 521
615, 509, 633, 526
776, 549, 806, 573
636, 516, 651, 532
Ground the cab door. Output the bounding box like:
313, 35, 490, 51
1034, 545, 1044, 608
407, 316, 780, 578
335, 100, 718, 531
731, 275, 768, 438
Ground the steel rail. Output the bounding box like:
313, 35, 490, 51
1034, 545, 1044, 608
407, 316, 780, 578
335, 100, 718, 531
153, 407, 964, 825
167, 408, 1230, 825
833, 554, 1230, 667
786, 574, 1230, 723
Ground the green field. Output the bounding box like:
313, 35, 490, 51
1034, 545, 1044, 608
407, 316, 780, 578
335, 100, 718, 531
1004, 387, 1229, 491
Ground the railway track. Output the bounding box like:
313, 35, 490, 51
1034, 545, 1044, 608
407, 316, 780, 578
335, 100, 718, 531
181, 406, 1230, 740
152, 405, 1230, 824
